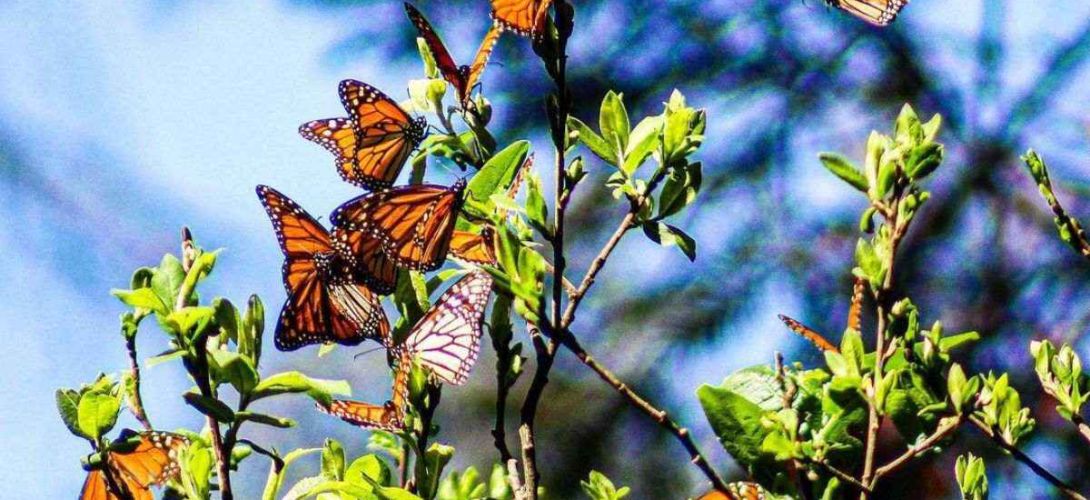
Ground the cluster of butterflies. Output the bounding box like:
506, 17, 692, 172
259, 1, 559, 432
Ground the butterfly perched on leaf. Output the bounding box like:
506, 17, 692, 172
80, 430, 188, 500
824, 0, 907, 26
491, 0, 553, 38
319, 350, 412, 431
396, 269, 493, 385
332, 180, 468, 273
299, 80, 427, 190
405, 2, 504, 109
257, 185, 390, 351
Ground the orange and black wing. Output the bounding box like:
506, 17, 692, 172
331, 180, 466, 271
826, 0, 907, 26
338, 80, 426, 189
334, 227, 399, 295
319, 351, 412, 430
450, 227, 497, 265
461, 26, 503, 107
299, 118, 366, 188
257, 185, 388, 351
405, 3, 464, 90
491, 0, 553, 38
778, 314, 839, 354
848, 277, 865, 332
82, 431, 188, 500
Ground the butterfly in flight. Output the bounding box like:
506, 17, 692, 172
405, 3, 504, 110
80, 430, 188, 500
319, 350, 412, 431
299, 80, 427, 190
490, 0, 553, 38
257, 185, 390, 351
397, 270, 493, 385
331, 180, 467, 273
824, 0, 907, 26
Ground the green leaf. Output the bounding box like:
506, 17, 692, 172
183, 391, 235, 423
818, 152, 869, 192
262, 447, 322, 500
416, 36, 439, 79
657, 162, 702, 220
720, 365, 783, 411
147, 348, 185, 367
112, 287, 169, 315
242, 294, 265, 367
415, 443, 454, 500
438, 466, 485, 500
955, 453, 989, 500
321, 438, 346, 481
697, 384, 770, 468
251, 371, 351, 407
580, 470, 630, 500
525, 171, 549, 236
209, 349, 260, 396
467, 141, 530, 205
213, 297, 240, 345
56, 389, 87, 440
642, 222, 696, 261
854, 238, 884, 288
567, 116, 616, 166
599, 91, 630, 156
77, 391, 120, 441
345, 454, 392, 489
235, 411, 295, 428
180, 440, 215, 499
151, 253, 185, 309
623, 116, 663, 174
661, 90, 700, 166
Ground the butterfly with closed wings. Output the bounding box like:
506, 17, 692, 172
405, 3, 504, 110
257, 185, 390, 351
80, 430, 189, 500
299, 80, 427, 190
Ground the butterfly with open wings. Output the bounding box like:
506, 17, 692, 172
405, 3, 504, 110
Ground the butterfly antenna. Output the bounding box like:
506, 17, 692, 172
353, 346, 387, 361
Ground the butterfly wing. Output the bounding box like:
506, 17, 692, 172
80, 470, 153, 500
404, 3, 464, 90
319, 351, 412, 430
401, 270, 492, 385
339, 80, 425, 189
848, 277, 865, 332
82, 431, 189, 500
449, 227, 497, 265
299, 118, 367, 188
696, 482, 766, 500
461, 26, 503, 106
331, 181, 466, 271
829, 0, 907, 26
258, 185, 387, 351
778, 314, 839, 353
334, 227, 399, 295
490, 0, 552, 37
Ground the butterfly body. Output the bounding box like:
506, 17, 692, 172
257, 185, 390, 351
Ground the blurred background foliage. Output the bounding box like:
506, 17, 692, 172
5, 0, 1090, 497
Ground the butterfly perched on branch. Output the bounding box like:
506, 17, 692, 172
257, 185, 390, 351
490, 0, 553, 38
405, 2, 504, 110
80, 430, 188, 500
825, 0, 907, 26
397, 269, 493, 385
332, 180, 468, 273
299, 80, 427, 190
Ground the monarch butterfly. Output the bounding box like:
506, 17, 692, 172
332, 226, 399, 296
397, 270, 493, 385
824, 0, 907, 26
331, 180, 467, 272
449, 226, 498, 265
490, 0, 553, 38
848, 276, 865, 332
80, 430, 188, 500
695, 482, 767, 500
319, 350, 412, 430
299, 80, 426, 190
257, 185, 390, 351
405, 3, 504, 109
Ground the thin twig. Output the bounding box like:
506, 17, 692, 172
178, 228, 233, 500
871, 416, 962, 485
507, 458, 526, 499
542, 322, 729, 492
969, 415, 1086, 500
1072, 415, 1090, 448
124, 334, 153, 431
541, 260, 578, 297
813, 459, 872, 495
